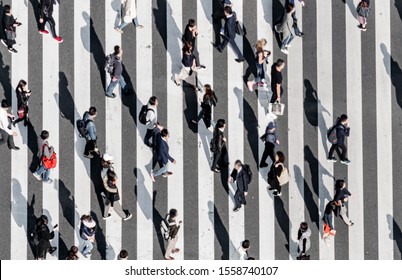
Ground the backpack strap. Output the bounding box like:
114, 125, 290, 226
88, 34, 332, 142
145, 108, 155, 123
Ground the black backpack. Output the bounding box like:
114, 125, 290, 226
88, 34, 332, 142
104, 54, 116, 74
138, 105, 154, 125
76, 112, 93, 138
327, 117, 340, 144
243, 164, 252, 184
210, 138, 217, 153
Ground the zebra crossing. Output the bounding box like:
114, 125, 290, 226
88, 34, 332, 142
1, 0, 402, 260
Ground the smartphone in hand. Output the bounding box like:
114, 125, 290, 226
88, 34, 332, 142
53, 224, 58, 229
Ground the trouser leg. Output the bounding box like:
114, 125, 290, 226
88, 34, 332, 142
339, 204, 352, 225
144, 129, 154, 147
112, 200, 127, 219
106, 79, 118, 96
82, 240, 93, 255
46, 15, 57, 38
154, 163, 169, 177
339, 144, 348, 161
211, 151, 222, 170
228, 39, 244, 60
164, 236, 178, 258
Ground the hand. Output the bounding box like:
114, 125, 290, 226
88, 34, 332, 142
228, 177, 233, 184
112, 76, 118, 82
301, 1, 305, 7
244, 192, 248, 196
179, 221, 183, 224
343, 197, 348, 202
12, 131, 18, 137
173, 160, 177, 164
39, 18, 44, 23
276, 140, 280, 145
222, 137, 227, 142
277, 98, 281, 103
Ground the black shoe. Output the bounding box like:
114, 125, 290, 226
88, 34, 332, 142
273, 191, 282, 196
235, 58, 245, 63
8, 47, 17, 53
199, 64, 206, 69
10, 146, 20, 151
296, 32, 304, 37
214, 45, 223, 52
233, 207, 240, 212
83, 154, 93, 159
259, 163, 268, 168
49, 247, 57, 254
211, 168, 220, 173
103, 214, 112, 220
106, 93, 116, 98
268, 187, 275, 190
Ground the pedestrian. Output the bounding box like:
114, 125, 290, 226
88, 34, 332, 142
247, 39, 271, 91
150, 128, 176, 182
0, 99, 19, 150
174, 42, 198, 90
34, 215, 57, 260
270, 59, 285, 104
118, 249, 129, 260
13, 79, 31, 127
327, 114, 351, 165
297, 222, 311, 258
38, 0, 63, 42
229, 160, 251, 212
114, 0, 143, 33
212, 0, 232, 21
210, 119, 228, 173
143, 96, 160, 148
259, 120, 280, 168
356, 0, 370, 31
182, 19, 198, 52
192, 84, 218, 128
322, 201, 336, 246
105, 45, 132, 98
215, 6, 245, 63
1, 5, 21, 53
275, 3, 295, 54
102, 169, 133, 221
333, 180, 354, 226
79, 214, 97, 258
164, 208, 182, 260
289, 0, 305, 37
32, 130, 55, 184
238, 239, 250, 260
82, 107, 99, 159
267, 151, 286, 196
66, 246, 79, 260
101, 153, 114, 177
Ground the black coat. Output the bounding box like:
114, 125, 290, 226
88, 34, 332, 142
35, 223, 55, 259
213, 128, 225, 153
2, 13, 16, 44
230, 166, 249, 192
40, 0, 54, 18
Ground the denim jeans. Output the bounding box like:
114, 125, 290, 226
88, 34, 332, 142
106, 76, 127, 96
281, 34, 294, 50
82, 239, 93, 255
154, 162, 169, 177
34, 165, 50, 182
255, 63, 265, 83
117, 17, 139, 29
219, 37, 244, 60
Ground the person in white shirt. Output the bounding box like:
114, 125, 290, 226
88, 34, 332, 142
144, 96, 160, 147
0, 99, 19, 150
238, 239, 250, 260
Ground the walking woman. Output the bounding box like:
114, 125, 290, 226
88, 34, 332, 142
247, 39, 271, 92
267, 151, 285, 196
333, 179, 354, 226
34, 215, 57, 260
192, 84, 218, 128
297, 222, 311, 258
356, 0, 370, 31
275, 3, 295, 55
1, 5, 21, 53
13, 80, 31, 127
322, 201, 336, 246
114, 0, 143, 33
174, 42, 198, 90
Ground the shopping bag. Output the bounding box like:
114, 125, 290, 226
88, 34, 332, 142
268, 102, 285, 116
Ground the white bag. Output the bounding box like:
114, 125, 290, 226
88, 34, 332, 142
268, 102, 285, 116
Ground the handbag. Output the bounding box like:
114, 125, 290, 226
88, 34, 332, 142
5, 29, 16, 41
235, 21, 245, 36
269, 102, 285, 115
276, 163, 290, 186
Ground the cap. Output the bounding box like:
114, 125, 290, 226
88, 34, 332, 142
267, 121, 275, 130
103, 153, 113, 162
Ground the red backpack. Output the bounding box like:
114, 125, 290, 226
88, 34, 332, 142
42, 144, 57, 169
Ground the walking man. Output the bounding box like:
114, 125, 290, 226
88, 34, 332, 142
327, 114, 351, 165
38, 0, 63, 42
33, 130, 54, 184
79, 214, 97, 258
0, 99, 19, 150
164, 208, 182, 260
215, 6, 245, 63
238, 240, 250, 260
275, 3, 295, 54
259, 120, 280, 168
289, 0, 305, 37
211, 119, 228, 173
333, 180, 354, 226
105, 45, 132, 98
151, 128, 176, 182
143, 96, 160, 148
83, 107, 98, 159
229, 160, 251, 212
270, 59, 285, 104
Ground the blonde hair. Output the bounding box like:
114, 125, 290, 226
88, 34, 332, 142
256, 39, 267, 53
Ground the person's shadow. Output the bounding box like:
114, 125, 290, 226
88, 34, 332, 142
272, 0, 284, 49
57, 72, 79, 127
387, 214, 402, 259
0, 50, 11, 102
304, 79, 330, 155
380, 43, 402, 109
209, 201, 234, 260
183, 85, 198, 133
341, 0, 356, 16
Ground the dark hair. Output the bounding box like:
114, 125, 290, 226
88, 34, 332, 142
286, 3, 295, 13
300, 222, 308, 232
89, 107, 97, 116
276, 59, 284, 67
119, 250, 128, 259
169, 208, 178, 218
235, 159, 242, 166
242, 240, 250, 249
188, 19, 196, 27
161, 128, 169, 138
216, 119, 226, 129
340, 114, 348, 123
182, 41, 192, 53
224, 6, 232, 14
17, 79, 27, 90
247, 257, 255, 260
4, 5, 11, 14
335, 179, 345, 190
149, 96, 157, 106
276, 151, 285, 163
80, 214, 91, 222
114, 45, 121, 55
325, 201, 335, 214
40, 130, 49, 140
107, 170, 117, 181
1, 99, 9, 108
66, 246, 79, 260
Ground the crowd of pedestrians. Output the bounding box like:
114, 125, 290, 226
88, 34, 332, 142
0, 0, 370, 260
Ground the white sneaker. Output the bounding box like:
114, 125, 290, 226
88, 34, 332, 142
44, 179, 53, 184
285, 44, 291, 48
281, 48, 289, 54
33, 172, 42, 181
114, 27, 123, 33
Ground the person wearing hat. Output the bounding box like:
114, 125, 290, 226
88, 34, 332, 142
259, 120, 279, 168
0, 99, 19, 150
101, 153, 114, 177
34, 215, 57, 259
79, 214, 97, 258
297, 222, 311, 259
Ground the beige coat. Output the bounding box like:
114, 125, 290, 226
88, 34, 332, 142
121, 0, 137, 23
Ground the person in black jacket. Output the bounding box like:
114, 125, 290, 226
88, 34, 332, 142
327, 114, 351, 165
34, 215, 57, 260
1, 5, 21, 53
211, 119, 227, 172
192, 84, 217, 128
229, 160, 250, 212
215, 6, 244, 63
164, 209, 182, 260
38, 0, 63, 42
322, 201, 336, 245
259, 120, 280, 168
106, 45, 131, 97
333, 179, 354, 226
151, 128, 176, 182
13, 80, 31, 127
267, 151, 285, 196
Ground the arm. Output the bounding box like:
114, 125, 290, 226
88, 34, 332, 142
169, 224, 180, 239
40, 0, 46, 19
86, 123, 97, 141
42, 144, 54, 158
301, 238, 307, 254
